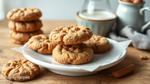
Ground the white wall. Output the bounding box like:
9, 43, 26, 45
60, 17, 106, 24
1, 0, 150, 20
3, 0, 85, 20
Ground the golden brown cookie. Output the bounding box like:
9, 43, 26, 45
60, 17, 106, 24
11, 38, 26, 45
49, 25, 93, 45
8, 20, 42, 32
27, 34, 57, 54
10, 30, 43, 44
7, 8, 42, 21
85, 35, 111, 53
52, 44, 94, 65
2, 59, 40, 81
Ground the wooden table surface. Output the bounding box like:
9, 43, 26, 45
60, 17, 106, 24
0, 20, 150, 84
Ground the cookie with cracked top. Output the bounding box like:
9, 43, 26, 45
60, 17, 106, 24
7, 8, 42, 21
52, 43, 94, 65
85, 35, 112, 53
49, 25, 93, 45
2, 59, 40, 81
10, 30, 43, 44
27, 34, 57, 54
8, 20, 42, 32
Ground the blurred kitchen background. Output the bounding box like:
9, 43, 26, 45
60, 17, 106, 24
0, 0, 150, 20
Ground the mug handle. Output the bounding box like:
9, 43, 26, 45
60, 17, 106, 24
140, 7, 150, 32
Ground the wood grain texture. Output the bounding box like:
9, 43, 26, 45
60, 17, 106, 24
0, 20, 150, 84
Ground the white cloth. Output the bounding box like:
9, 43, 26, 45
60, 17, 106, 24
147, 29, 150, 38
109, 26, 150, 50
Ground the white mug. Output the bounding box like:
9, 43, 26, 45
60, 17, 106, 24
116, 0, 150, 32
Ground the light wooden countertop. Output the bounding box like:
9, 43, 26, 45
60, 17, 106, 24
0, 20, 150, 84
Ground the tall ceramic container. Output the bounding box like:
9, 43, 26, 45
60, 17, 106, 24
116, 0, 150, 32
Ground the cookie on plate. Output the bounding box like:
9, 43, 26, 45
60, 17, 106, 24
7, 8, 42, 21
85, 35, 111, 53
10, 30, 43, 43
27, 34, 57, 54
52, 44, 94, 65
2, 59, 40, 81
8, 20, 42, 32
49, 25, 93, 45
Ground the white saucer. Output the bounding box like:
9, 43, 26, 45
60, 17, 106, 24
22, 39, 127, 76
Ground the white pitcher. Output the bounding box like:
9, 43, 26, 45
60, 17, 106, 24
116, 0, 150, 32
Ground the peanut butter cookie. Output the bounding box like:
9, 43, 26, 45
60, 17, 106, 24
10, 30, 43, 44
11, 38, 27, 45
49, 25, 93, 45
85, 35, 111, 53
7, 8, 42, 21
52, 44, 94, 65
8, 20, 42, 32
27, 34, 57, 54
2, 59, 40, 81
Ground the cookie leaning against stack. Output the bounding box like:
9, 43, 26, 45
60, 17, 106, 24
7, 8, 43, 45
27, 34, 57, 54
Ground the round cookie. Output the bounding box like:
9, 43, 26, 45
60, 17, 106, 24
11, 38, 27, 45
49, 25, 93, 45
2, 59, 40, 81
52, 44, 94, 65
10, 30, 43, 43
7, 8, 42, 21
8, 20, 42, 32
27, 34, 57, 54
85, 35, 111, 53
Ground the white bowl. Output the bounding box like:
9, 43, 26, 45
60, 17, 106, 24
22, 39, 127, 76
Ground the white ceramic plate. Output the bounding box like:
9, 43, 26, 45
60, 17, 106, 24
22, 39, 127, 76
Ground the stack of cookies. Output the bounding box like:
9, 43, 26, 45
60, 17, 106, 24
27, 25, 112, 65
7, 8, 43, 45
49, 25, 94, 65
